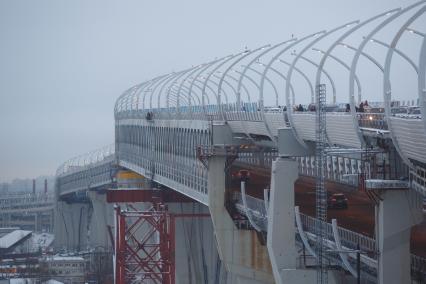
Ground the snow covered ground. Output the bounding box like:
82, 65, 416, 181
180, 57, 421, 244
29, 232, 54, 252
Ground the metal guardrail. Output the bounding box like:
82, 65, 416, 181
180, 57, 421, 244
0, 193, 54, 210
411, 254, 426, 280
232, 191, 426, 279
299, 212, 376, 255
56, 144, 115, 177
233, 192, 268, 231
357, 113, 388, 130
233, 192, 376, 253
411, 167, 426, 198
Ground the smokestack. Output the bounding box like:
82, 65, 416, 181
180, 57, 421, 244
44, 179, 48, 194
32, 179, 36, 195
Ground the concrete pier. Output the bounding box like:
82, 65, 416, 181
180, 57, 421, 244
370, 182, 424, 284
208, 155, 273, 283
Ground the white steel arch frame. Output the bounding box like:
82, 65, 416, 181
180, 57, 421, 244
383, 5, 426, 167
201, 52, 247, 117
237, 39, 297, 107
285, 21, 358, 147
312, 48, 362, 104
295, 54, 337, 104
347, 1, 425, 147
252, 62, 296, 107
420, 34, 426, 133
279, 59, 314, 104
217, 45, 270, 120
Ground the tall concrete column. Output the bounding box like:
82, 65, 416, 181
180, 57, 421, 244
375, 188, 423, 284
208, 155, 273, 283
87, 191, 115, 250
267, 157, 298, 279
54, 201, 90, 251
267, 157, 326, 284
268, 128, 344, 284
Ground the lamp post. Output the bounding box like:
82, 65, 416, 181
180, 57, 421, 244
339, 42, 384, 71
406, 28, 426, 37
368, 38, 418, 73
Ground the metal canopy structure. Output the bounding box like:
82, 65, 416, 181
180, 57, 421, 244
55, 2, 426, 283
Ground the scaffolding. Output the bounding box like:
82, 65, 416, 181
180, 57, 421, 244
315, 84, 328, 284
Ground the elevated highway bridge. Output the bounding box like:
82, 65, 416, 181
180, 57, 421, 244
55, 3, 426, 283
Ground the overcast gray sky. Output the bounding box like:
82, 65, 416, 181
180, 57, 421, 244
0, 0, 423, 182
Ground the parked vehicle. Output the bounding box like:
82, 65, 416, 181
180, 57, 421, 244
232, 169, 250, 182
328, 193, 348, 209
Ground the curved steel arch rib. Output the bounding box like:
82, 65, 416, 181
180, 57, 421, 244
242, 65, 279, 107
279, 59, 314, 104
202, 52, 247, 117
348, 1, 425, 147
312, 48, 362, 104
285, 21, 358, 147
259, 32, 326, 143
420, 34, 426, 133
165, 66, 201, 117
217, 45, 270, 120
253, 62, 296, 107
369, 38, 418, 73
296, 55, 337, 104
155, 70, 190, 112
383, 5, 426, 167
186, 55, 231, 118
237, 39, 296, 107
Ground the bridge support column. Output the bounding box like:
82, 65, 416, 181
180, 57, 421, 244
267, 157, 320, 284
208, 155, 273, 283
87, 191, 114, 250
54, 201, 91, 251
374, 187, 423, 284
268, 128, 345, 283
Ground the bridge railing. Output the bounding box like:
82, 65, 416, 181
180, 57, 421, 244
56, 144, 115, 177
299, 212, 377, 255
411, 254, 426, 281
0, 193, 54, 209
233, 192, 268, 231
410, 166, 426, 197
357, 113, 388, 130
233, 192, 376, 254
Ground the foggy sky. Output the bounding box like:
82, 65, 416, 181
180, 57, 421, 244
0, 0, 423, 181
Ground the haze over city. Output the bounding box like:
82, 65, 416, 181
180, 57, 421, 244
1, 0, 423, 182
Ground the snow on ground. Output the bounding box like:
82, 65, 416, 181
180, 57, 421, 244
29, 232, 54, 251
44, 280, 64, 284
9, 279, 37, 284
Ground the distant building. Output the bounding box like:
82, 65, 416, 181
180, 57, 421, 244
42, 256, 85, 284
